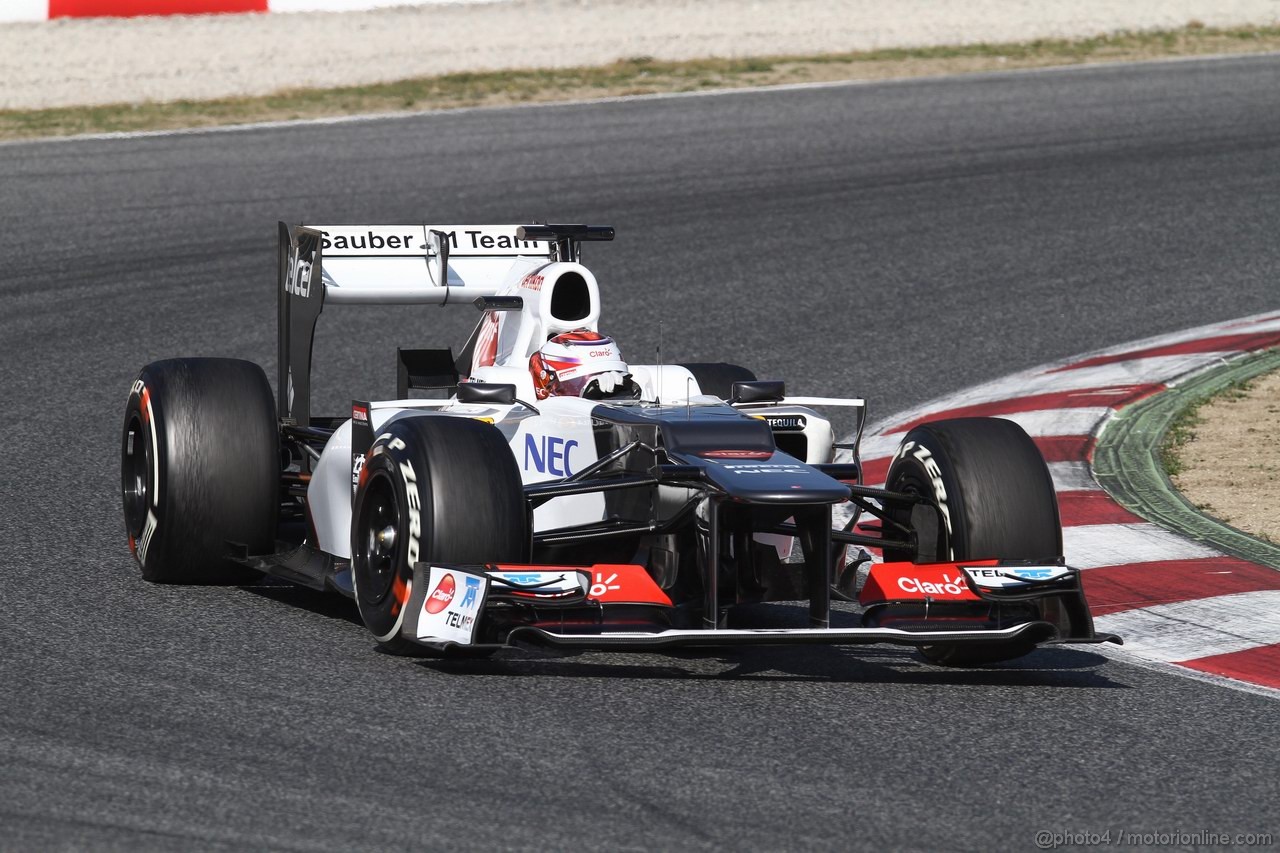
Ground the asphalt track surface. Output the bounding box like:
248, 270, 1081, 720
3, 55, 1280, 851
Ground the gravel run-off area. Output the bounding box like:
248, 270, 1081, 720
1173, 368, 1280, 545
3, 0, 1280, 109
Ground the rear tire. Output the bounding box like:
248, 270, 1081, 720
121, 358, 278, 584
350, 415, 529, 655
882, 417, 1061, 665
678, 362, 757, 401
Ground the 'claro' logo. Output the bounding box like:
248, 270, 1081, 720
897, 573, 968, 596
426, 572, 456, 614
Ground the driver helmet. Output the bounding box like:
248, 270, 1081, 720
530, 330, 634, 399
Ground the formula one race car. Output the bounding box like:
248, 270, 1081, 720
120, 222, 1119, 665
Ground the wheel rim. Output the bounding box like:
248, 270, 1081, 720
355, 472, 401, 607
884, 470, 926, 562
900, 482, 937, 560
121, 412, 151, 537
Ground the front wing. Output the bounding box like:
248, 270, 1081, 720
398, 561, 1121, 655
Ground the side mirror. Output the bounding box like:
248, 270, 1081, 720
457, 382, 518, 405
472, 296, 523, 312
730, 380, 785, 404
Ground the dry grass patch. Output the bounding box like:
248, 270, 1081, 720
4, 23, 1280, 141
1167, 363, 1280, 544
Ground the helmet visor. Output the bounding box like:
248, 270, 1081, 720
556, 371, 623, 398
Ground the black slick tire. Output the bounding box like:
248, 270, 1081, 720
350, 415, 529, 655
121, 358, 278, 584
882, 417, 1061, 666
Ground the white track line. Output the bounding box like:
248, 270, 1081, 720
1063, 523, 1221, 569
1093, 591, 1280, 662
859, 435, 903, 462
878, 354, 1239, 428
859, 408, 1114, 486
1048, 461, 1097, 492
997, 407, 1114, 437
859, 309, 1280, 438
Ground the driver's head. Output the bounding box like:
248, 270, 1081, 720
530, 330, 635, 400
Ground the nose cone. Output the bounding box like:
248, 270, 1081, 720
698, 454, 850, 504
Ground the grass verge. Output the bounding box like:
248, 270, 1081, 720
1160, 404, 1203, 479
1159, 376, 1256, 477
4, 23, 1280, 141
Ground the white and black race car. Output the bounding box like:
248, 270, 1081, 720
120, 222, 1119, 664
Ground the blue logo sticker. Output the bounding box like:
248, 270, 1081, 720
459, 577, 481, 610
524, 434, 578, 476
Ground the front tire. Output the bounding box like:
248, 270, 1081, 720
121, 358, 278, 584
882, 417, 1061, 665
350, 415, 529, 655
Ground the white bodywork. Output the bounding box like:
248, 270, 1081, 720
302, 224, 864, 559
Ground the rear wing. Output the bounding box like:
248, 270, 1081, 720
276, 221, 613, 426
316, 224, 557, 305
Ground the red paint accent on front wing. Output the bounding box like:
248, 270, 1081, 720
859, 560, 997, 605
585, 564, 672, 606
